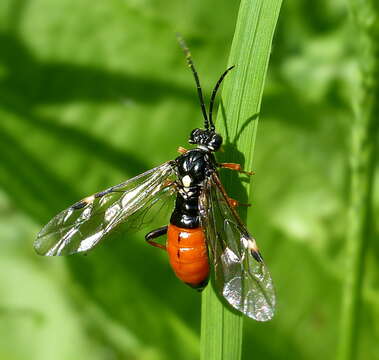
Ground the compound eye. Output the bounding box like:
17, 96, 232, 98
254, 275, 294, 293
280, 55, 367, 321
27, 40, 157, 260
210, 133, 222, 151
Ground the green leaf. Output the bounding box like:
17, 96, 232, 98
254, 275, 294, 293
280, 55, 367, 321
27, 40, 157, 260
200, 0, 283, 359
338, 1, 379, 360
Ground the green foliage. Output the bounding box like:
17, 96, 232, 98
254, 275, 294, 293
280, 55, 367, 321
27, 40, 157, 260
201, 0, 282, 359
0, 1, 378, 360
338, 1, 379, 360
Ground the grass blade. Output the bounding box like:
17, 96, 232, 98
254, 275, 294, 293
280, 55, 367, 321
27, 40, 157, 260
338, 1, 379, 360
200, 0, 283, 359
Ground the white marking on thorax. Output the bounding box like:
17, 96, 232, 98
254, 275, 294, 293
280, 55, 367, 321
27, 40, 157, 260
182, 175, 192, 187
179, 188, 194, 198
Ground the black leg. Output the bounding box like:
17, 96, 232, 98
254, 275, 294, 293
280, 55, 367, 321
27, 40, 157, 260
145, 226, 168, 250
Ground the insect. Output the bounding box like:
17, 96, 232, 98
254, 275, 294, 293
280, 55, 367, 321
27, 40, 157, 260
34, 37, 275, 321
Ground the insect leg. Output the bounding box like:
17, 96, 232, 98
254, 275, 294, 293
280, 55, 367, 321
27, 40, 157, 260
227, 197, 251, 208
219, 163, 255, 176
145, 226, 168, 250
177, 146, 188, 154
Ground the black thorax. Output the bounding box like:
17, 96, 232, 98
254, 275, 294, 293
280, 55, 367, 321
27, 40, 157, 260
170, 149, 216, 228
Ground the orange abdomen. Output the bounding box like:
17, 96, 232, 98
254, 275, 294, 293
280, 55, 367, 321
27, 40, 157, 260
167, 224, 209, 289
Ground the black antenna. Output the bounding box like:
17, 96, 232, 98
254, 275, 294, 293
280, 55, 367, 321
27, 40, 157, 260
208, 65, 235, 131
176, 34, 209, 129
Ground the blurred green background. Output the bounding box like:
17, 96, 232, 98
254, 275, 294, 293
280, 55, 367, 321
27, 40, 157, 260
0, 0, 378, 359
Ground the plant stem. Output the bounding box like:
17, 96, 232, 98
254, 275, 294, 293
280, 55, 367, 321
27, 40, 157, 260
200, 0, 282, 359
338, 2, 379, 360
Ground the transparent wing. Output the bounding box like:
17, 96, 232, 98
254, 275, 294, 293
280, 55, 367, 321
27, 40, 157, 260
199, 172, 275, 321
35, 161, 177, 256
